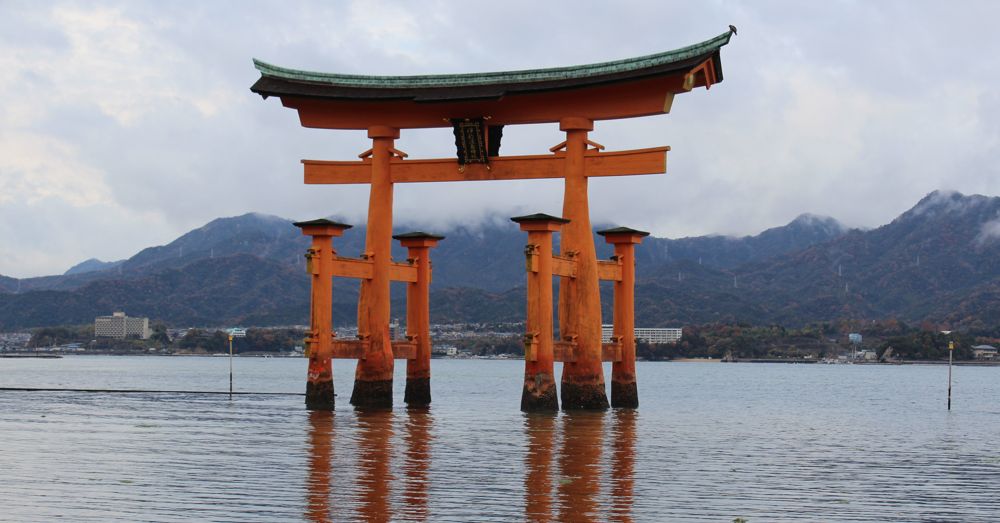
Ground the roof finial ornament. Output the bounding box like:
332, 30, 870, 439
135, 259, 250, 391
729, 24, 738, 36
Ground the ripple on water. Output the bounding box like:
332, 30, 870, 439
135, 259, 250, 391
1, 358, 999, 522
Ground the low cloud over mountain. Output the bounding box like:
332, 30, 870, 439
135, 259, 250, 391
1, 191, 998, 331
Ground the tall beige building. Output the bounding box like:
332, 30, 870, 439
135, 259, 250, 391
95, 312, 151, 340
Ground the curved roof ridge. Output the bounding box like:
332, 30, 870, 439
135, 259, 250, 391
253, 30, 732, 89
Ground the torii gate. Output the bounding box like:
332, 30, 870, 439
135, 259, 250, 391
252, 29, 732, 410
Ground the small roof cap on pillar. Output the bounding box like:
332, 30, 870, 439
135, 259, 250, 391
392, 231, 445, 241
597, 226, 650, 243
510, 213, 570, 224
511, 213, 570, 232
393, 231, 444, 247
293, 218, 353, 236
293, 218, 353, 228
597, 226, 649, 237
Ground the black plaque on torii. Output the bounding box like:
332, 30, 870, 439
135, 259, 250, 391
451, 117, 503, 167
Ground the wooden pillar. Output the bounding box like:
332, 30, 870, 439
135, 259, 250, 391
352, 125, 399, 409
513, 213, 567, 412
294, 219, 352, 410
558, 117, 608, 410
598, 227, 649, 408
394, 232, 444, 407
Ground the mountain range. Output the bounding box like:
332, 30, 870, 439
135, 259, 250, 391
1, 190, 997, 331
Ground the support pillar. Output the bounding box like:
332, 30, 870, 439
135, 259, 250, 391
598, 227, 649, 408
513, 213, 568, 412
294, 219, 352, 410
558, 117, 608, 410
352, 125, 399, 409
394, 232, 444, 407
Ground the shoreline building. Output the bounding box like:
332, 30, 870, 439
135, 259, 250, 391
602, 325, 682, 344
972, 345, 998, 360
95, 312, 151, 340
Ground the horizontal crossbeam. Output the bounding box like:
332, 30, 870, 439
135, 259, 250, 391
330, 338, 416, 359
331, 339, 368, 358
552, 341, 622, 363
551, 255, 577, 278
303, 146, 668, 185
330, 256, 418, 282
330, 257, 371, 279
524, 255, 620, 280
390, 263, 418, 283
597, 259, 622, 281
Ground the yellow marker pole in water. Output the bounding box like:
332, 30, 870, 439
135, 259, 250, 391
229, 334, 234, 399
947, 340, 954, 411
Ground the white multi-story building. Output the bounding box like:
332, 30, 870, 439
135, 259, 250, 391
95, 312, 151, 340
972, 345, 998, 360
602, 325, 682, 344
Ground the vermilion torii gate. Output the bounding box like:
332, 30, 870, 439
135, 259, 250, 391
252, 29, 732, 410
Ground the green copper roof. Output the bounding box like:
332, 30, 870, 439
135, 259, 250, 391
253, 30, 731, 90
252, 31, 732, 98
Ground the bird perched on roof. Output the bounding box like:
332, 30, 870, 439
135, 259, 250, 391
729, 24, 738, 35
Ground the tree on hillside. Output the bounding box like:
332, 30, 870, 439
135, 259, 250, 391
178, 328, 226, 352
150, 323, 170, 345
28, 325, 93, 347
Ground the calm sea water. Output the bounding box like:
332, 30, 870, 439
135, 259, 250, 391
1, 356, 998, 522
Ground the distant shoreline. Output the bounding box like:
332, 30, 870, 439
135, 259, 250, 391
713, 358, 1000, 366
4, 352, 998, 366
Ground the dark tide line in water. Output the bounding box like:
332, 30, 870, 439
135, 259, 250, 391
1, 358, 1000, 521
0, 386, 303, 395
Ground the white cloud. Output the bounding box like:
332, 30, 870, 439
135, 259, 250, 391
0, 132, 110, 206
2, 0, 1000, 277
976, 216, 1000, 245
0, 196, 173, 277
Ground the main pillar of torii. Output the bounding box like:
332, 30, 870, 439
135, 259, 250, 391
251, 29, 733, 408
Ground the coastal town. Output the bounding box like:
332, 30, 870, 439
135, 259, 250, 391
4, 311, 997, 365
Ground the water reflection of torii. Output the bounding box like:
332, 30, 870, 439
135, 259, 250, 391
524, 411, 638, 522
305, 410, 637, 521
305, 409, 431, 522
252, 29, 733, 410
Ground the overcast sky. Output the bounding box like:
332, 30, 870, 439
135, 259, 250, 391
1, 0, 998, 278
